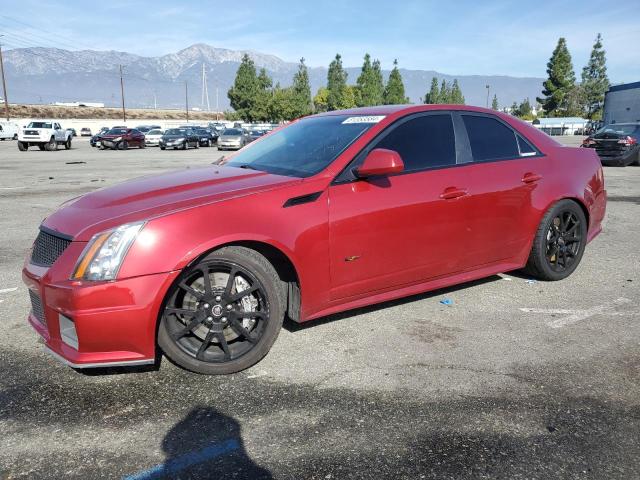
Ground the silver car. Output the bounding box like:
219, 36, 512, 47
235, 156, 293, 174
217, 128, 249, 151
144, 129, 164, 146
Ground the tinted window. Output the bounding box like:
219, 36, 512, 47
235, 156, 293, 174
462, 115, 519, 161
106, 128, 127, 135
517, 135, 536, 155
374, 114, 456, 171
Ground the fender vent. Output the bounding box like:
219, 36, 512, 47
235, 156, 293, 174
283, 192, 322, 208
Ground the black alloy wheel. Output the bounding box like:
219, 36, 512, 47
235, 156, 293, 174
158, 247, 286, 374
525, 199, 587, 281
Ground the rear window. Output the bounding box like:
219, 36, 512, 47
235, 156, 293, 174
462, 115, 520, 162
596, 124, 640, 136
27, 122, 52, 129
106, 128, 127, 135
147, 130, 163, 135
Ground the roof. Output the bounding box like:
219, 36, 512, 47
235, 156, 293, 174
534, 117, 587, 125
608, 81, 640, 93
315, 104, 503, 117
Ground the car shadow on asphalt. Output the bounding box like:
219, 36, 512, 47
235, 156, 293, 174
126, 405, 273, 479
284, 274, 505, 333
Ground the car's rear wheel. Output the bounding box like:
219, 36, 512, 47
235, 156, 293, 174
524, 199, 587, 281
18, 141, 28, 151
158, 246, 286, 375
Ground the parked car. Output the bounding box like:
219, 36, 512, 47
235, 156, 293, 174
21, 105, 607, 375
144, 129, 164, 147
0, 121, 18, 140
17, 121, 72, 151
248, 130, 266, 143
80, 128, 92, 137
217, 128, 249, 150
99, 128, 146, 150
582, 122, 640, 166
159, 128, 199, 150
135, 125, 161, 134
90, 127, 110, 147
67, 128, 77, 137
194, 128, 214, 147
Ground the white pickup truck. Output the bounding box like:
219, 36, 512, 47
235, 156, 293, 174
17, 121, 72, 151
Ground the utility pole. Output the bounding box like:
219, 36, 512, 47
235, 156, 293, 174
185, 81, 189, 123
119, 65, 126, 123
153, 90, 157, 110
215, 87, 219, 121
201, 63, 210, 112
0, 37, 10, 121
485, 84, 490, 109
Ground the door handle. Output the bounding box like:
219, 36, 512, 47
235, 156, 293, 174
440, 187, 468, 200
522, 172, 542, 184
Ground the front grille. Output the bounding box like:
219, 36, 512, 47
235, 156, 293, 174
31, 229, 72, 267
29, 290, 46, 327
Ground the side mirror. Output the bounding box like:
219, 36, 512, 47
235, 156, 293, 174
354, 148, 404, 178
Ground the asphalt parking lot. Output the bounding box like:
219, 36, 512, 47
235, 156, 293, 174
0, 138, 638, 479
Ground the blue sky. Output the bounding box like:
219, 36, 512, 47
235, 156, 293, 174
1, 0, 638, 82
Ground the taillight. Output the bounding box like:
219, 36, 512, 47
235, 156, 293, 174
582, 138, 596, 147
618, 136, 637, 146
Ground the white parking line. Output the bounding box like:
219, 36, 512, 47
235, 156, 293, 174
0, 287, 18, 294
520, 298, 635, 329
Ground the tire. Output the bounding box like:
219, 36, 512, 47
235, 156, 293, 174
524, 199, 587, 281
64, 138, 71, 150
13, 134, 17, 140
140, 141, 146, 149
160, 146, 166, 150
119, 141, 128, 150
38, 145, 45, 151
18, 141, 28, 151
158, 246, 286, 375
633, 151, 640, 166
45, 137, 57, 151
182, 141, 188, 150
194, 141, 199, 149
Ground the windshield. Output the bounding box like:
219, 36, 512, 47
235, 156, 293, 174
27, 122, 52, 129
222, 129, 242, 136
148, 130, 163, 135
226, 115, 380, 178
196, 129, 208, 134
165, 129, 187, 135
596, 124, 640, 136
106, 128, 127, 135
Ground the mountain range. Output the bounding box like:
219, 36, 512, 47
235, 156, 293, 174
2, 43, 545, 111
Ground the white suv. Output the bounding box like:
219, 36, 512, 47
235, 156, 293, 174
18, 121, 72, 151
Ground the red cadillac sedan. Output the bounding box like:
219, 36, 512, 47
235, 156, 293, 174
22, 105, 607, 374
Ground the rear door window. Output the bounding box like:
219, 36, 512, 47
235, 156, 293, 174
462, 115, 520, 162
374, 114, 457, 172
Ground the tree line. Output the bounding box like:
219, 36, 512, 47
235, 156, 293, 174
496, 34, 609, 120
227, 33, 609, 122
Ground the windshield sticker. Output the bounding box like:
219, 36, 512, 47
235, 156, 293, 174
342, 115, 386, 124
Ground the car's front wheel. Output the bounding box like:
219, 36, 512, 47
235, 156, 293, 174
64, 138, 71, 150
158, 246, 286, 374
18, 141, 28, 151
524, 199, 587, 281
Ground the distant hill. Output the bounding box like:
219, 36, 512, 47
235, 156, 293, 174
3, 43, 545, 110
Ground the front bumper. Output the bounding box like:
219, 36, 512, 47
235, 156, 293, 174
22, 251, 180, 368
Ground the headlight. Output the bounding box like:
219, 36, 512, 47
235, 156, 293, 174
72, 222, 145, 281
113, 136, 122, 142
176, 137, 185, 143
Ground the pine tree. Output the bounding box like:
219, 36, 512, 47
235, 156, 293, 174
491, 94, 499, 110
450, 79, 465, 104
252, 68, 273, 122
291, 58, 313, 117
518, 98, 533, 119
581, 33, 609, 120
510, 102, 519, 116
383, 60, 409, 105
356, 54, 384, 106
327, 54, 348, 111
439, 79, 450, 103
227, 54, 259, 121
537, 37, 576, 116
425, 77, 439, 104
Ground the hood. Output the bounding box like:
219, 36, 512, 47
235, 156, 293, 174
220, 135, 242, 141
43, 166, 300, 241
